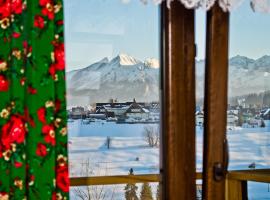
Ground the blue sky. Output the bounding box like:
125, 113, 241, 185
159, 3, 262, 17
64, 0, 159, 70
64, 0, 270, 71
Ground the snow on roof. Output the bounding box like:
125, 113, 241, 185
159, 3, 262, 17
263, 108, 270, 116
142, 108, 150, 113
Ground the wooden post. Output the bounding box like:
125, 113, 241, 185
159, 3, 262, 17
202, 3, 230, 200
161, 1, 196, 200
226, 179, 248, 200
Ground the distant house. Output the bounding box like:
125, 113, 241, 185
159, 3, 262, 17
96, 106, 107, 114
70, 107, 87, 119
195, 111, 204, 126
261, 108, 270, 127
125, 101, 150, 120
227, 111, 238, 126
148, 102, 160, 113
104, 105, 129, 116
262, 108, 270, 120
95, 99, 149, 118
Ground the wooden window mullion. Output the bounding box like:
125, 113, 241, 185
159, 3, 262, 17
161, 1, 196, 200
203, 3, 230, 200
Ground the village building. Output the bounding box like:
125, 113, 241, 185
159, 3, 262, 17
195, 111, 204, 126
261, 108, 270, 127
227, 111, 238, 126
125, 101, 150, 120
70, 106, 87, 119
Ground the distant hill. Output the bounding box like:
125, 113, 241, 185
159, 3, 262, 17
196, 55, 270, 97
67, 54, 270, 106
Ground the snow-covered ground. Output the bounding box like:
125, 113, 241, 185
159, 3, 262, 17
69, 137, 159, 177
68, 120, 270, 199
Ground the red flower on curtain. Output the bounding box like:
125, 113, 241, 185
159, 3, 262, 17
53, 43, 65, 70
49, 42, 65, 79
0, 0, 23, 16
42, 124, 55, 145
14, 161, 23, 168
12, 32, 21, 38
37, 107, 46, 124
55, 99, 61, 113
11, 0, 23, 14
49, 65, 56, 78
0, 1, 11, 18
1, 115, 26, 150
34, 15, 45, 29
39, 0, 54, 20
0, 75, 9, 91
56, 165, 69, 193
36, 143, 47, 157
27, 86, 37, 94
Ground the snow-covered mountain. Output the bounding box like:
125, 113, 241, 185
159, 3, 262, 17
67, 54, 160, 106
228, 55, 270, 98
196, 55, 270, 100
67, 54, 270, 106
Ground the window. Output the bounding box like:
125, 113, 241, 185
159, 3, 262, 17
64, 1, 270, 199
64, 0, 161, 199
195, 9, 206, 174
228, 1, 270, 198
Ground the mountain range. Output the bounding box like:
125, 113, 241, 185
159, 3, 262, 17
67, 54, 270, 106
67, 54, 160, 106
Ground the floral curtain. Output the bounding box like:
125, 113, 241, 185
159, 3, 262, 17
0, 0, 69, 199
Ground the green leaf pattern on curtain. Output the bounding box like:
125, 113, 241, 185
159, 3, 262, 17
0, 0, 69, 199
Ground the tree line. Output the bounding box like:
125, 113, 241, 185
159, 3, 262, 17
229, 90, 270, 107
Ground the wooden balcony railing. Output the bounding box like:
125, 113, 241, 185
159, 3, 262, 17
226, 169, 270, 200
70, 173, 203, 186
70, 174, 161, 186
70, 170, 270, 200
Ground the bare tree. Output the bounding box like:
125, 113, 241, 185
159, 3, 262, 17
143, 126, 159, 147
72, 159, 116, 200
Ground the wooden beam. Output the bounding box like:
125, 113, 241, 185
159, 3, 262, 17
161, 1, 196, 200
70, 174, 160, 186
70, 173, 203, 187
202, 3, 230, 200
227, 170, 270, 183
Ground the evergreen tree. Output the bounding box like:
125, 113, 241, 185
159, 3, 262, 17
140, 182, 153, 200
125, 169, 139, 200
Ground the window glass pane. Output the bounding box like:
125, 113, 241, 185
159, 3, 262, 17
248, 182, 270, 199
195, 10, 206, 173
71, 183, 160, 200
228, 2, 270, 198
64, 0, 160, 184
228, 0, 270, 170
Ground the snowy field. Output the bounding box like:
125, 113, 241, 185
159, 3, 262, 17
68, 120, 270, 199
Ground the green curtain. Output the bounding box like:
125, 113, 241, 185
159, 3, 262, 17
0, 0, 69, 199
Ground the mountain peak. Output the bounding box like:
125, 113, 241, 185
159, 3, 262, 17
111, 53, 141, 66
144, 58, 159, 69
255, 55, 270, 67
229, 55, 255, 66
